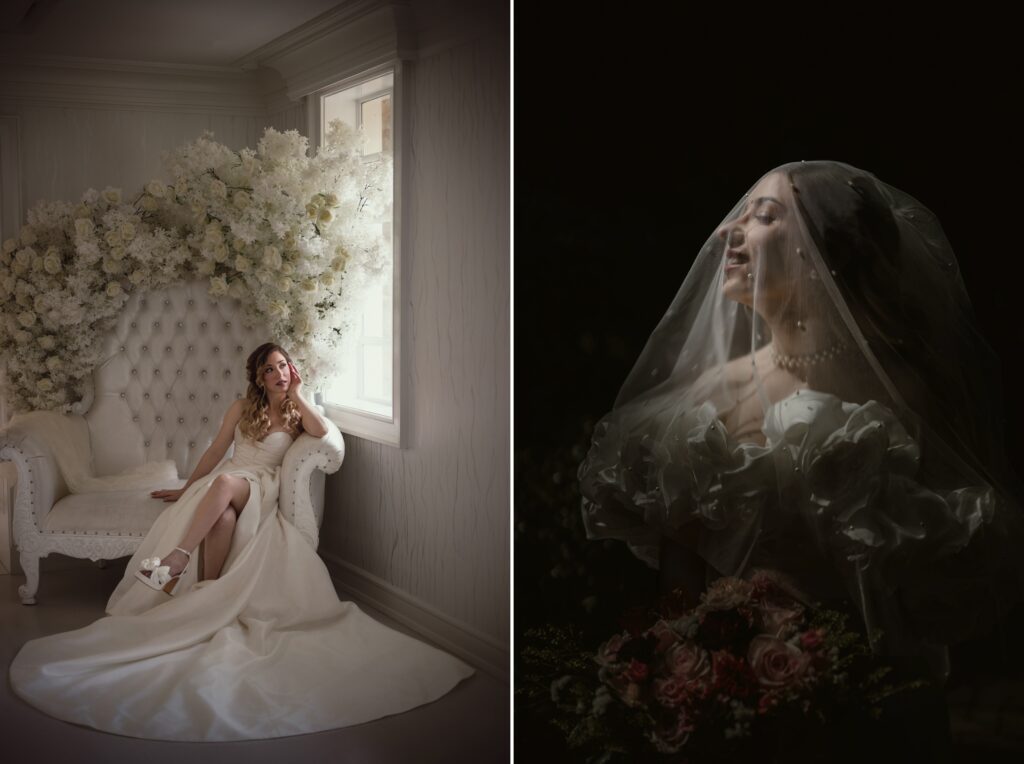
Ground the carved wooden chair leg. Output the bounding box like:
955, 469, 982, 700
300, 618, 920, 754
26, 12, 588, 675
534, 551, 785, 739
18, 550, 40, 605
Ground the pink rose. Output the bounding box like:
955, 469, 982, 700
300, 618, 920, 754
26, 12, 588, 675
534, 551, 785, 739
700, 576, 754, 611
624, 658, 649, 682
800, 628, 825, 651
652, 708, 693, 753
663, 641, 711, 682
647, 619, 678, 654
747, 635, 812, 689
652, 675, 693, 708
755, 597, 806, 638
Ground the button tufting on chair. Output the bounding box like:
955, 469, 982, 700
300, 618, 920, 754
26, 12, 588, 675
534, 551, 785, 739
213, 393, 220, 399
189, 394, 195, 400
214, 346, 220, 353
202, 416, 208, 422
144, 441, 150, 447
165, 393, 172, 399
177, 321, 183, 328
164, 299, 170, 306
176, 369, 182, 376
167, 441, 173, 448
188, 299, 194, 305
188, 345, 193, 351
155, 416, 162, 422
189, 441, 195, 448
154, 369, 161, 375
130, 369, 137, 375
226, 322, 231, 328
236, 345, 242, 352
200, 370, 207, 376
201, 321, 207, 328
130, 322, 136, 328
178, 417, 184, 424
142, 345, 148, 351
144, 392, 150, 399
119, 392, 125, 398
133, 416, 139, 421
120, 346, 125, 352
165, 346, 172, 353
154, 321, 160, 328
140, 299, 146, 306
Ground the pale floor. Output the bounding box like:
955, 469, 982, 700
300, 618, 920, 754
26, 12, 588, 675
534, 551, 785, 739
1, 556, 509, 763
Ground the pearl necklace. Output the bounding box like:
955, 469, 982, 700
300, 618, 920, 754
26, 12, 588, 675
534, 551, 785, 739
769, 341, 848, 370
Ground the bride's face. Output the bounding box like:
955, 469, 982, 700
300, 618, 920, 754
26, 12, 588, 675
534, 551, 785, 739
261, 351, 291, 393
717, 172, 801, 313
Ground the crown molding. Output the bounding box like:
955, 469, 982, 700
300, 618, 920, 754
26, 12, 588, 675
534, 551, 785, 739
239, 0, 414, 101
0, 55, 266, 114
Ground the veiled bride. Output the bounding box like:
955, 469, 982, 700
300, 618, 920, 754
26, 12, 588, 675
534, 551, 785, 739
9, 342, 473, 741
578, 161, 1024, 685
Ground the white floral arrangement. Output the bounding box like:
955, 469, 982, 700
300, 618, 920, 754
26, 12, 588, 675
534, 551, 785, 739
0, 122, 391, 413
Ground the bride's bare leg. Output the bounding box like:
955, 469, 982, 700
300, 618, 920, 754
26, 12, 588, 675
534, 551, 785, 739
140, 475, 250, 582
201, 507, 237, 581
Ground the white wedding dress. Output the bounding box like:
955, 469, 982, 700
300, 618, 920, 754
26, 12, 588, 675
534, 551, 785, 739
9, 422, 475, 741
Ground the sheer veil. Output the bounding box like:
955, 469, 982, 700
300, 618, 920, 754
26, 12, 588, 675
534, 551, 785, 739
578, 160, 1024, 672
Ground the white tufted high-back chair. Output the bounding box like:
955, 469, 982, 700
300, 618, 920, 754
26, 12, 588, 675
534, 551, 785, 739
1, 280, 345, 604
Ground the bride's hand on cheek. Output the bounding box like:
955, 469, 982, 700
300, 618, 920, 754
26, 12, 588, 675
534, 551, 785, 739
287, 362, 303, 399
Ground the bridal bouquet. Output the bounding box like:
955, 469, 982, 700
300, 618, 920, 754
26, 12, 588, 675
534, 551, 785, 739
521, 571, 927, 762
0, 122, 391, 413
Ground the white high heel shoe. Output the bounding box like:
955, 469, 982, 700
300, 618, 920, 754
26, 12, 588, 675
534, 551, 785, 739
134, 546, 192, 594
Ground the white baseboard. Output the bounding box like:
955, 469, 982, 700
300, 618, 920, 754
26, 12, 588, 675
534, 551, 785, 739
320, 550, 508, 684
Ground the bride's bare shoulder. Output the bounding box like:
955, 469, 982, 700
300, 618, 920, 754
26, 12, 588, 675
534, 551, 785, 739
691, 348, 767, 392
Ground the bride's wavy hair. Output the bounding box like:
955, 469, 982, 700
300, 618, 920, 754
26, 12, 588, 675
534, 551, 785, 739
239, 342, 303, 442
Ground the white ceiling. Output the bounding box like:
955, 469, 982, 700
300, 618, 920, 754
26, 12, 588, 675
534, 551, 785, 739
0, 0, 344, 67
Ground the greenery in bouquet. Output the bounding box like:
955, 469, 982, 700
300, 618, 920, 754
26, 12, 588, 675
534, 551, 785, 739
520, 570, 928, 762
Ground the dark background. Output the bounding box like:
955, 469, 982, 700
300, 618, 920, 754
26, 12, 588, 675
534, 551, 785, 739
514, 8, 1023, 759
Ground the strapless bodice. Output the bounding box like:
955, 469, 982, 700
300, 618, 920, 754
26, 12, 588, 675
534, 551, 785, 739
229, 423, 293, 470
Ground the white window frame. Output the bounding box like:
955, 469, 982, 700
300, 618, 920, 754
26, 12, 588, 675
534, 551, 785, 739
308, 61, 406, 448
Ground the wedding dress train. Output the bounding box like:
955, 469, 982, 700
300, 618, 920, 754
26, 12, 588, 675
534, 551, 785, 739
9, 422, 475, 741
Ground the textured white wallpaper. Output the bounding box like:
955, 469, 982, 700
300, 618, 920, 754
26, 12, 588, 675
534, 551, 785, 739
318, 29, 509, 644
7, 106, 262, 205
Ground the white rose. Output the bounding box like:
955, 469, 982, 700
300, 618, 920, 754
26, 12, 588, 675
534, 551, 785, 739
174, 178, 188, 196
102, 257, 123, 274
109, 245, 125, 261
232, 191, 251, 210
231, 236, 247, 252
74, 204, 92, 219
37, 378, 54, 392
306, 203, 318, 219
145, 181, 165, 198
45, 356, 61, 372
262, 245, 282, 269
281, 262, 294, 275
43, 252, 61, 274
15, 330, 32, 344
268, 299, 290, 319
208, 275, 228, 297
294, 314, 314, 335
3, 238, 18, 253
317, 208, 333, 224
205, 222, 223, 241
18, 311, 36, 327
255, 267, 273, 284
276, 276, 292, 293
228, 279, 247, 300
234, 255, 251, 273
105, 282, 123, 298
196, 260, 215, 276
74, 218, 94, 237
320, 271, 335, 288
140, 195, 158, 212
104, 229, 122, 247
213, 243, 229, 263
120, 222, 136, 241
129, 269, 146, 285
331, 255, 348, 272
324, 193, 339, 206
32, 256, 44, 271
301, 278, 318, 293
210, 179, 227, 198
20, 226, 37, 245
102, 188, 122, 205
16, 248, 34, 266
38, 335, 56, 350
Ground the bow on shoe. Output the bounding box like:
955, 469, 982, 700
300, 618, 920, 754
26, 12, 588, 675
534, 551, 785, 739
140, 556, 173, 588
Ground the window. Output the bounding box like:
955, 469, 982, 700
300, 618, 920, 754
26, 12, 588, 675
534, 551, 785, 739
312, 66, 403, 447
